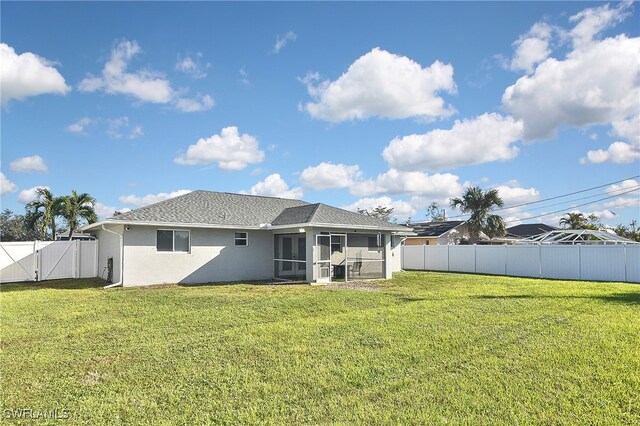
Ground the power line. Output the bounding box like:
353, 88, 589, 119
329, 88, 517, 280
445, 175, 639, 220
502, 186, 640, 225
504, 184, 640, 215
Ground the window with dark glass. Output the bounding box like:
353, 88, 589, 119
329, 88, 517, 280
156, 230, 190, 252
235, 232, 248, 246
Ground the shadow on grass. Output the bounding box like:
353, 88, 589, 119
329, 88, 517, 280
475, 293, 640, 305
175, 279, 308, 289
0, 278, 106, 292
596, 292, 640, 304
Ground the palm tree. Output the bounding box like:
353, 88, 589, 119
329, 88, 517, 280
559, 212, 588, 229
485, 214, 506, 240
25, 188, 64, 240
61, 190, 98, 238
450, 186, 505, 244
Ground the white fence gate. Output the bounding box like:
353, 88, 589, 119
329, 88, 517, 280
0, 240, 98, 283
402, 244, 640, 283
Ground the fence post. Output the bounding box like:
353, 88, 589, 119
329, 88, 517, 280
94, 240, 99, 278
624, 244, 627, 283
578, 245, 582, 280
75, 240, 80, 279
503, 245, 507, 276
474, 244, 477, 273
33, 241, 38, 282
538, 244, 542, 278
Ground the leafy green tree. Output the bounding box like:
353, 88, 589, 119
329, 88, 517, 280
61, 190, 98, 238
357, 206, 395, 223
613, 221, 640, 242
449, 186, 505, 244
25, 188, 64, 240
559, 212, 600, 230
426, 202, 446, 222
0, 209, 42, 241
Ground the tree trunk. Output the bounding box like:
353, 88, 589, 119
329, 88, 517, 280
50, 219, 56, 241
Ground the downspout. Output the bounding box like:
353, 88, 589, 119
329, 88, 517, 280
101, 224, 124, 289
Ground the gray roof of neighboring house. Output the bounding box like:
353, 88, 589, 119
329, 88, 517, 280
99, 190, 410, 232
411, 220, 466, 237
506, 223, 557, 238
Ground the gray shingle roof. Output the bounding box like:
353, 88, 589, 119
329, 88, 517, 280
411, 220, 465, 237
110, 191, 308, 227
506, 223, 557, 238
273, 203, 410, 231
105, 191, 411, 232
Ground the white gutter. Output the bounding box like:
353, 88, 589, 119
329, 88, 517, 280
100, 224, 124, 289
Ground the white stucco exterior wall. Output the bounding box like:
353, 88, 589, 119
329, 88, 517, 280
95, 225, 123, 283
122, 226, 273, 286
390, 235, 403, 273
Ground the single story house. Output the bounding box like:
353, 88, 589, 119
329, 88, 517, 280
81, 191, 413, 287
404, 220, 469, 245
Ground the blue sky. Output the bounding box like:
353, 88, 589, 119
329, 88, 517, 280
1, 1, 639, 227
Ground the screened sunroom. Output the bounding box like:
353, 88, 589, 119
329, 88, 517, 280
273, 231, 387, 283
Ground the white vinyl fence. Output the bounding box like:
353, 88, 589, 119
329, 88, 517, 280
403, 244, 640, 283
0, 240, 98, 283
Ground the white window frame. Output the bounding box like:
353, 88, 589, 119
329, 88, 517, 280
156, 229, 191, 253
235, 232, 249, 247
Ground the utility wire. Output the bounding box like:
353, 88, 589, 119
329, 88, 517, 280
445, 175, 639, 220
501, 184, 640, 215
502, 186, 640, 225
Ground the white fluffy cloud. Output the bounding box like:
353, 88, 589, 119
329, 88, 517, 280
0, 43, 70, 108
302, 47, 456, 122
299, 163, 362, 190
17, 185, 49, 204
119, 189, 192, 207
581, 115, 640, 164
510, 22, 554, 73
94, 202, 131, 219
351, 169, 464, 199
342, 196, 416, 219
10, 155, 48, 173
582, 141, 640, 164
606, 179, 640, 196
569, 1, 632, 49
243, 174, 303, 199
175, 94, 214, 112
611, 115, 640, 145
495, 182, 540, 206
272, 31, 297, 54
0, 172, 18, 195
67, 117, 93, 135
78, 40, 174, 103
503, 35, 640, 141
175, 52, 209, 79
383, 113, 523, 171
174, 126, 265, 171
604, 197, 640, 210
107, 117, 144, 140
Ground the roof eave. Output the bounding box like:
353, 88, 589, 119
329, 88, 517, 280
268, 222, 413, 233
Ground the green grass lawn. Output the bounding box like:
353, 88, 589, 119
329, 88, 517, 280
1, 272, 639, 425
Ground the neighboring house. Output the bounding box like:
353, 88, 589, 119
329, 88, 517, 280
404, 221, 469, 245
81, 191, 413, 287
55, 233, 96, 241
506, 223, 557, 239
